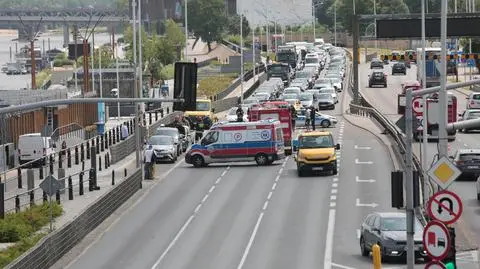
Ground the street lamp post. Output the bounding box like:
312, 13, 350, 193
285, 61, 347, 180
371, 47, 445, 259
312, 2, 316, 40
132, 0, 141, 170
240, 14, 244, 103
334, 3, 337, 45
253, 27, 256, 82
374, 0, 377, 49
184, 0, 189, 61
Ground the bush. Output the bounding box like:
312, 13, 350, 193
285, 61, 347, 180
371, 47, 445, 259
197, 75, 237, 97
35, 69, 52, 87
159, 64, 174, 80
53, 59, 74, 67
0, 233, 45, 268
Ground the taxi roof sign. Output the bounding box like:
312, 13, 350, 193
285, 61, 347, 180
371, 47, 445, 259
427, 156, 461, 189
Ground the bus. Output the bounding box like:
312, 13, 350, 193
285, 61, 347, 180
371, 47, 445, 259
416, 47, 441, 88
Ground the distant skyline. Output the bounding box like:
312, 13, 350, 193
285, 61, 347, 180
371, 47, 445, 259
236, 0, 313, 26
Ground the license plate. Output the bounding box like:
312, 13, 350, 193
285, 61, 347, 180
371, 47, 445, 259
468, 166, 479, 169
312, 167, 324, 171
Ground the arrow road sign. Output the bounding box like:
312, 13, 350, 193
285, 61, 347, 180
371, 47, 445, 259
425, 261, 447, 269
427, 190, 463, 225
423, 220, 451, 260
355, 198, 378, 208
39, 175, 61, 197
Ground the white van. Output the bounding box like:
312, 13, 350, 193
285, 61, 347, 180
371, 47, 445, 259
467, 92, 480, 109
18, 133, 56, 166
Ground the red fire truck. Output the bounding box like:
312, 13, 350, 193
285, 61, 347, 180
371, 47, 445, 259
413, 93, 457, 141
248, 101, 293, 155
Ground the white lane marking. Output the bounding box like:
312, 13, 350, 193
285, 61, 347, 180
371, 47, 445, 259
355, 159, 373, 164
331, 262, 358, 269
331, 189, 337, 194
330, 195, 337, 200
67, 159, 186, 269
330, 202, 336, 207
356, 198, 379, 208
333, 178, 338, 182
354, 145, 372, 150
150, 165, 230, 269
236, 157, 289, 269
464, 143, 468, 147
356, 229, 361, 239
151, 215, 195, 269
355, 176, 376, 183
323, 209, 336, 269
237, 212, 264, 269
208, 185, 215, 193
332, 183, 338, 188
278, 168, 283, 174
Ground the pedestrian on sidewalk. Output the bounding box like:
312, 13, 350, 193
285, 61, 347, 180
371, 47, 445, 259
121, 123, 129, 140
144, 144, 156, 179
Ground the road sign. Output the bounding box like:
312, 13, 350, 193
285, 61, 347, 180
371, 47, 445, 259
427, 156, 462, 189
423, 220, 451, 260
412, 97, 424, 114
425, 261, 447, 269
467, 59, 476, 67
427, 190, 463, 225
39, 175, 61, 196
416, 116, 423, 131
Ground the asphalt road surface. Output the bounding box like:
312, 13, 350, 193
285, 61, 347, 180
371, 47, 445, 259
360, 60, 480, 267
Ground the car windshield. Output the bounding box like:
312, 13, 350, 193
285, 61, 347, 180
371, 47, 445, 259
196, 102, 210, 111
380, 217, 423, 232
299, 135, 334, 148
155, 129, 178, 137
277, 52, 295, 61
283, 94, 297, 99
269, 65, 289, 73
148, 136, 172, 145
318, 93, 332, 100
299, 93, 313, 101
305, 58, 319, 64
320, 88, 335, 94
285, 89, 299, 94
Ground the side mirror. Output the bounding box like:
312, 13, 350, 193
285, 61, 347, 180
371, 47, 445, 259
293, 145, 298, 151
335, 143, 341, 150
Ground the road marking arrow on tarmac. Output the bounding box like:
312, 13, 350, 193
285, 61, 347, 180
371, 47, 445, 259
355, 159, 373, 164
356, 198, 378, 208
355, 176, 376, 183
354, 145, 372, 150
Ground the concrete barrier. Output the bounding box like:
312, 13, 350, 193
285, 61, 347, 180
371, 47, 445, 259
6, 169, 142, 269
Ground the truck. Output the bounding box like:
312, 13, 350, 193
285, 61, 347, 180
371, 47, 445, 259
267, 62, 292, 86
248, 101, 293, 155
413, 93, 457, 141
276, 45, 298, 69
397, 80, 422, 114
184, 98, 215, 141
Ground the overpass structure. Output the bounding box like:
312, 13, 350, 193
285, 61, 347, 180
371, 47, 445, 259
0, 8, 128, 23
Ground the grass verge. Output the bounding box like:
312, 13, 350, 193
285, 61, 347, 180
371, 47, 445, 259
0, 203, 63, 267
198, 75, 237, 97
35, 69, 52, 88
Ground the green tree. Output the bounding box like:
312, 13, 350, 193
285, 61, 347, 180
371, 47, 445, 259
226, 14, 251, 36
165, 19, 186, 50
187, 0, 227, 51
76, 46, 113, 69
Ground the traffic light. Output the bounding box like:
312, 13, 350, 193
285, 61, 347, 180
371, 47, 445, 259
441, 227, 456, 268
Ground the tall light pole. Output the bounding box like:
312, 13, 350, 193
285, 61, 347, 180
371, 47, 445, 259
334, 2, 337, 45
252, 26, 256, 82
312, 1, 316, 40
184, 0, 189, 61
115, 43, 120, 121
138, 0, 144, 114
132, 0, 141, 170
373, 0, 377, 49
421, 0, 429, 206
240, 13, 244, 103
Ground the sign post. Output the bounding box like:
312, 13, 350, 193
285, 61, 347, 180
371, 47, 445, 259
39, 175, 61, 231
427, 190, 463, 225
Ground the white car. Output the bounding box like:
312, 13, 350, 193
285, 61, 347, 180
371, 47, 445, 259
328, 77, 343, 92
148, 135, 177, 163
318, 87, 338, 103
225, 107, 248, 122
283, 87, 302, 96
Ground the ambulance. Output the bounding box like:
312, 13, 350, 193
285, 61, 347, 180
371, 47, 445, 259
185, 120, 285, 167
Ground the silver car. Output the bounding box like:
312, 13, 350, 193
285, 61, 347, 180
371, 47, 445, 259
148, 135, 177, 163
360, 212, 427, 260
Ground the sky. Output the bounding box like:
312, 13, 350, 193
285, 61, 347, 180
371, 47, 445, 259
236, 0, 313, 27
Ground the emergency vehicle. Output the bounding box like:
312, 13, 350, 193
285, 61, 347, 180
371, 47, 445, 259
248, 101, 293, 155
185, 120, 285, 167
413, 93, 457, 141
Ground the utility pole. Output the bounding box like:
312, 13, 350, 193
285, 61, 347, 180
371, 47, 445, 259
421, 0, 429, 206
334, 3, 337, 46
373, 0, 377, 49
312, 2, 316, 40
405, 89, 416, 269
18, 18, 43, 89
252, 27, 256, 82
240, 13, 244, 103
137, 0, 145, 182
184, 0, 189, 61
132, 0, 141, 169
352, 7, 359, 104
438, 0, 448, 159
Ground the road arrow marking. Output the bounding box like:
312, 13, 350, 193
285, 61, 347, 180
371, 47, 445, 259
355, 176, 376, 183
355, 159, 373, 164
354, 145, 372, 150
356, 198, 378, 208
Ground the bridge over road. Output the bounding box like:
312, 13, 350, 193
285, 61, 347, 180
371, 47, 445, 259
0, 8, 128, 23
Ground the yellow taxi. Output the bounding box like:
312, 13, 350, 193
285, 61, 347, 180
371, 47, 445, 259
293, 131, 340, 176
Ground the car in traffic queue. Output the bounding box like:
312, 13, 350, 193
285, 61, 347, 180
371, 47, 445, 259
267, 62, 292, 86
458, 109, 480, 132
293, 131, 340, 176
185, 120, 285, 167
147, 135, 178, 163
155, 126, 186, 155
241, 98, 260, 108
392, 62, 407, 75
318, 87, 338, 104
466, 92, 480, 109
280, 93, 300, 101
290, 78, 309, 91
368, 71, 388, 88
317, 93, 336, 110
284, 99, 302, 111
360, 212, 427, 261
295, 70, 316, 88
295, 109, 337, 128
327, 77, 343, 92
450, 148, 480, 180
370, 59, 384, 69
299, 92, 316, 108
283, 87, 302, 97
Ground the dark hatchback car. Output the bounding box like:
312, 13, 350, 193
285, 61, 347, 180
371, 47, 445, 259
368, 71, 387, 87
451, 149, 480, 180
392, 62, 407, 75
370, 60, 383, 69
360, 212, 427, 261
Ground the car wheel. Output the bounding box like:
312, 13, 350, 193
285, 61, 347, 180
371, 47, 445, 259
332, 162, 338, 175
360, 236, 369, 257
321, 120, 331, 128
369, 84, 372, 87
255, 153, 269, 166
192, 155, 205, 168
297, 168, 305, 177
384, 83, 387, 88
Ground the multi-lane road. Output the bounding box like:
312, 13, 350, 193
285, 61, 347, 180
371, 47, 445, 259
360, 60, 480, 266
50, 59, 446, 269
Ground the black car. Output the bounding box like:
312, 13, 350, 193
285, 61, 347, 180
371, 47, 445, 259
360, 212, 427, 261
370, 60, 383, 69
451, 149, 480, 180
392, 63, 406, 75
368, 71, 387, 87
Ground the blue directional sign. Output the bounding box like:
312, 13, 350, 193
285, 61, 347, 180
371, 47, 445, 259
467, 59, 476, 67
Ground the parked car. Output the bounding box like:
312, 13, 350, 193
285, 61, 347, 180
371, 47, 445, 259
368, 71, 387, 88
451, 148, 480, 180
155, 126, 184, 155
466, 92, 480, 109
360, 212, 427, 260
18, 133, 56, 166
148, 135, 177, 163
